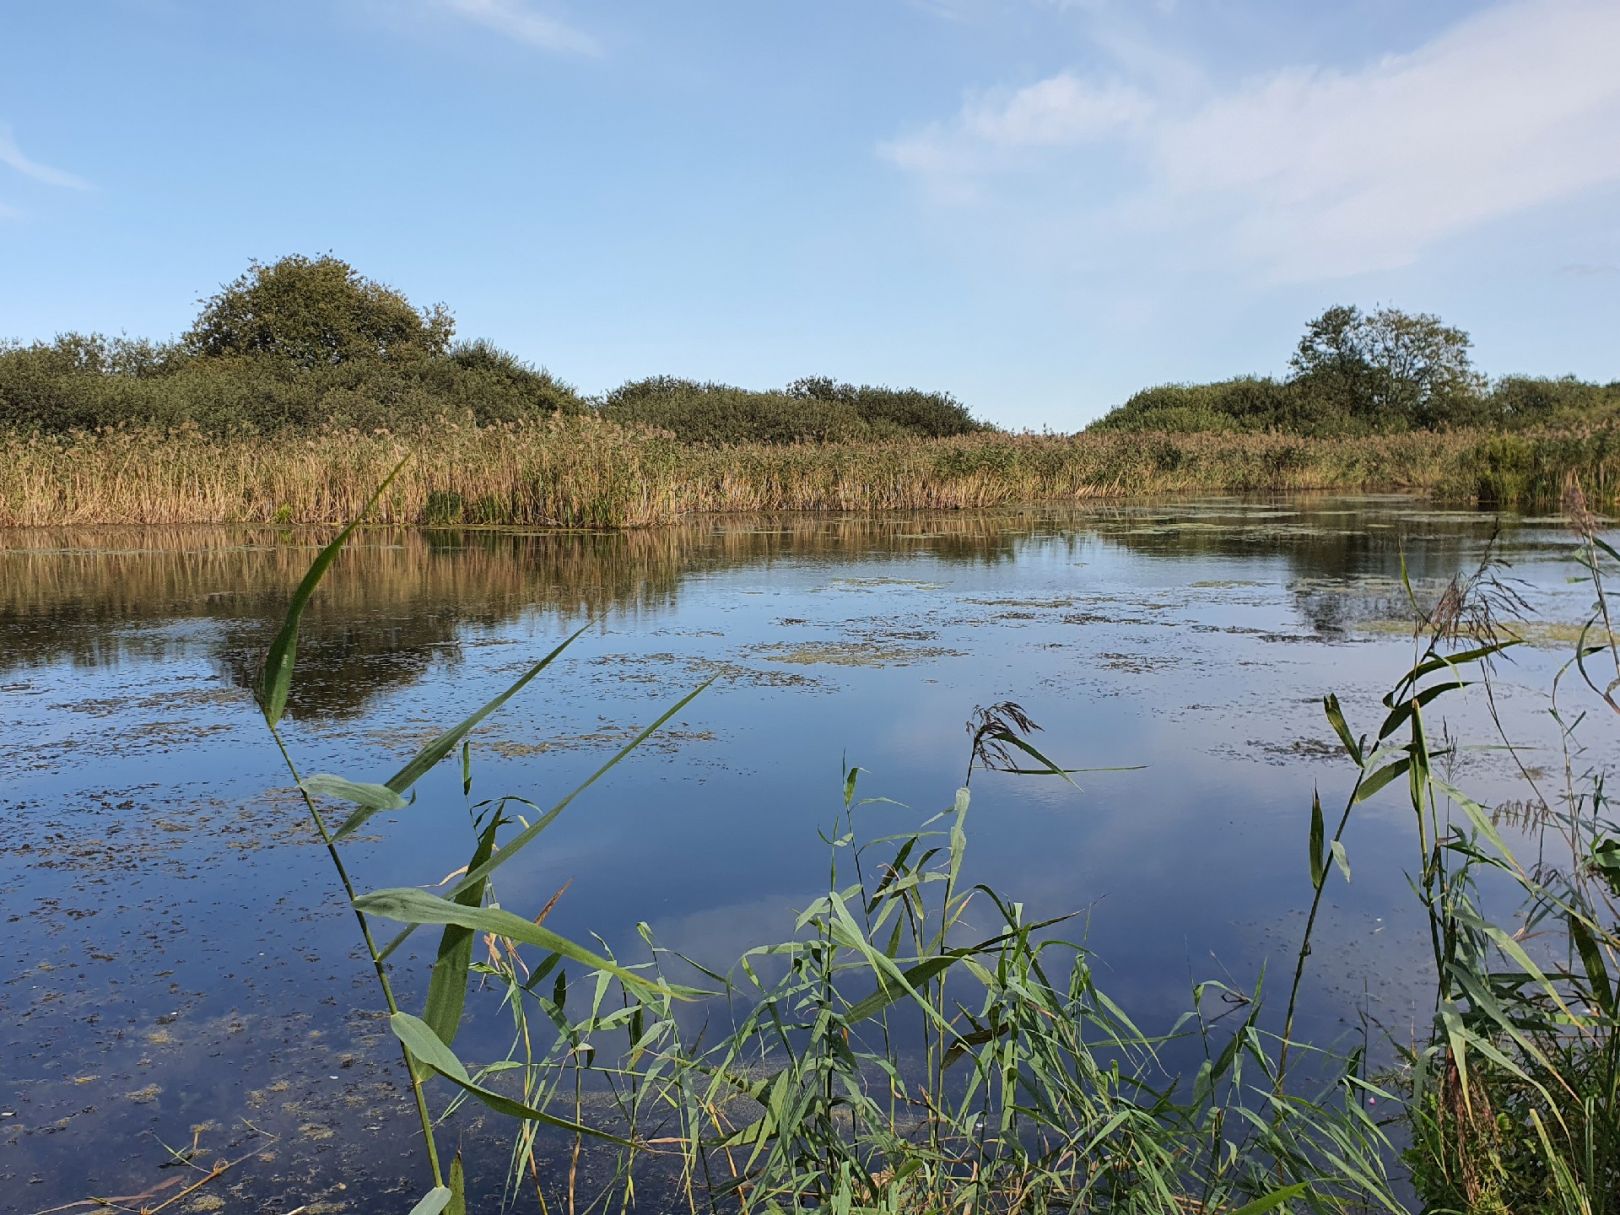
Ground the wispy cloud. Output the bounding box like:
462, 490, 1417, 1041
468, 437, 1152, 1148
883, 0, 1620, 280
1560, 262, 1620, 278
0, 124, 91, 191
434, 0, 599, 56
888, 74, 1150, 171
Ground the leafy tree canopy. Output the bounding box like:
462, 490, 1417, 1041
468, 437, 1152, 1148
0, 255, 586, 433
1288, 304, 1484, 429
183, 254, 455, 369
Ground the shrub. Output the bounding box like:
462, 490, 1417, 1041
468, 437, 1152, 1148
599, 377, 871, 443
789, 375, 985, 437
598, 375, 986, 444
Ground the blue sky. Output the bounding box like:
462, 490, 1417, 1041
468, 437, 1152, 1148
2, 0, 1617, 429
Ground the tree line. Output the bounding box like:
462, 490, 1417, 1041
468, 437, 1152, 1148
2, 254, 1613, 442
1089, 303, 1620, 435
0, 255, 981, 442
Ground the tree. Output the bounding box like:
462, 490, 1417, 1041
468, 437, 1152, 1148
184, 254, 454, 368
1289, 305, 1483, 429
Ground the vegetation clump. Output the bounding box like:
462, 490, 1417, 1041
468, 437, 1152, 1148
0, 257, 585, 435
1090, 304, 1620, 436
598, 374, 983, 444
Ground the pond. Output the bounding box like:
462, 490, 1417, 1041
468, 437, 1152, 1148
1, 495, 1609, 1211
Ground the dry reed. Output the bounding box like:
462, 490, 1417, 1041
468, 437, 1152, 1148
4, 418, 1617, 527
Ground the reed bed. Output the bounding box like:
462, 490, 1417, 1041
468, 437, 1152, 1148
5, 419, 1620, 526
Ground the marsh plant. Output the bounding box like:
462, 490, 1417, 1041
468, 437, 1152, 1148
254, 468, 1620, 1213
1375, 491, 1620, 1213
9, 423, 1620, 527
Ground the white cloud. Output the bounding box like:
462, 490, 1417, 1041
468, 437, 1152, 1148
883, 0, 1620, 280
963, 74, 1151, 147
882, 74, 1149, 179
0, 124, 91, 191
434, 0, 599, 56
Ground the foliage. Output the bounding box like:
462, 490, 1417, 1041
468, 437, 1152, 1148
7, 263, 1615, 449
598, 374, 986, 444
0, 254, 974, 441
0, 255, 583, 434
787, 374, 984, 437
1289, 304, 1485, 430
183, 253, 455, 368
0, 336, 587, 433
1089, 378, 1293, 435
1293, 507, 1620, 1214
1090, 305, 1618, 437
1487, 375, 1620, 429
599, 376, 873, 443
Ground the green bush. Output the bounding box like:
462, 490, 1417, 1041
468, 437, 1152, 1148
788, 375, 984, 437
1090, 379, 1293, 435
1486, 375, 1620, 427
0, 341, 586, 434
598, 374, 985, 444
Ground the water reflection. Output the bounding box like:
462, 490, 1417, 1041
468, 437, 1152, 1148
0, 516, 1035, 717
0, 498, 1563, 717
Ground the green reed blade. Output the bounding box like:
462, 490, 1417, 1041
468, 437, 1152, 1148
385, 625, 588, 795
376, 678, 715, 962
1309, 790, 1326, 888
299, 773, 409, 812
258, 455, 407, 727
332, 624, 591, 841
357, 886, 705, 1001
1322, 692, 1362, 764
422, 813, 501, 1047
446, 1154, 466, 1215
407, 1186, 453, 1215
1378, 680, 1468, 741
1353, 757, 1411, 803
1385, 640, 1518, 705
390, 1012, 635, 1146
1226, 1183, 1310, 1215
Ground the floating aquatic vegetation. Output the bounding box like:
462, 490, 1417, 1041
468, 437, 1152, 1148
751, 640, 965, 667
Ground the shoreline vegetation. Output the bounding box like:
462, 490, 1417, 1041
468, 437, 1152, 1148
3, 253, 1617, 527
4, 420, 1619, 527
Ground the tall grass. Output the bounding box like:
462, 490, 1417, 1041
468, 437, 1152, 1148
6, 420, 1620, 526
1372, 491, 1620, 1213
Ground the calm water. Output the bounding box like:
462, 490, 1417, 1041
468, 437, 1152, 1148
0, 496, 1608, 1210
